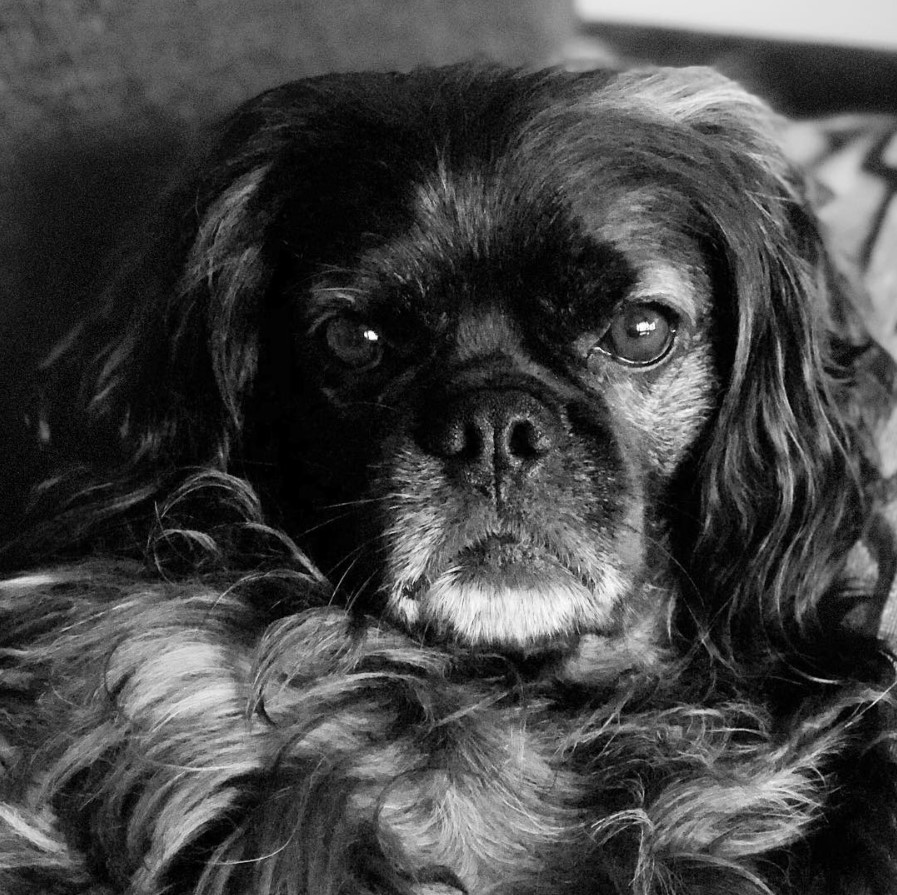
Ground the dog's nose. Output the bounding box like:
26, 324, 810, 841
424, 389, 559, 496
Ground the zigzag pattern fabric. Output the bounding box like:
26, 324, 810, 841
784, 115, 897, 643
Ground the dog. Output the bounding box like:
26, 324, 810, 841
1, 63, 896, 894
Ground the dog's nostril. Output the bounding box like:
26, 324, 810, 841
463, 422, 485, 461
506, 419, 548, 460
439, 420, 484, 460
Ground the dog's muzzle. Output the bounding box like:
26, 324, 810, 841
383, 378, 634, 650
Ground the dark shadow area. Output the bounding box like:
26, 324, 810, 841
0, 125, 193, 529
3, 128, 191, 352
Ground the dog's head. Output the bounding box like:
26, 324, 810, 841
52, 65, 864, 664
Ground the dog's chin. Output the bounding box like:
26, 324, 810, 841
385, 537, 624, 653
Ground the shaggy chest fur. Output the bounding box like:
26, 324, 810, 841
348, 714, 579, 891
225, 612, 598, 893
2, 568, 894, 895
0, 572, 591, 893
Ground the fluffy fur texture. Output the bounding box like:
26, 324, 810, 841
2, 64, 897, 893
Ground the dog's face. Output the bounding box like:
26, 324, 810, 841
83, 65, 860, 662
287, 157, 719, 653
243, 69, 728, 654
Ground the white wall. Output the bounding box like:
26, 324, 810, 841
575, 0, 897, 50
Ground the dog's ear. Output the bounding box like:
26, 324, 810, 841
63, 79, 347, 470
609, 68, 867, 659
93, 121, 278, 467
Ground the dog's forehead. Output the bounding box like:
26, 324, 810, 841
296, 74, 714, 334
361, 160, 709, 335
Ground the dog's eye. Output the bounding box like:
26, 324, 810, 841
323, 316, 384, 369
593, 303, 678, 367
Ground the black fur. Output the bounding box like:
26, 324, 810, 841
1, 64, 895, 893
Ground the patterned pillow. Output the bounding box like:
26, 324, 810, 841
782, 115, 897, 360
782, 115, 897, 642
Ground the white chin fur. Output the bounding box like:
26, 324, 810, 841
386, 570, 624, 649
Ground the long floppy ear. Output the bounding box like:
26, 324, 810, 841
5, 91, 293, 562
80, 123, 277, 468
608, 68, 869, 662
57, 79, 352, 472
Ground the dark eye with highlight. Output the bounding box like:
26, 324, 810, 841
592, 302, 679, 367
322, 316, 384, 370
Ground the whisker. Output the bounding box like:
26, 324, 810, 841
317, 496, 386, 511
290, 510, 358, 540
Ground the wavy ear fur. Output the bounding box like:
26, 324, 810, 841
81, 110, 281, 467
607, 68, 866, 662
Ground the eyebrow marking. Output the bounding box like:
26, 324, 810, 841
629, 261, 705, 321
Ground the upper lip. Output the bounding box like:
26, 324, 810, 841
465, 532, 524, 549
398, 531, 553, 601
442, 526, 567, 577
457, 531, 539, 555
452, 525, 533, 555
400, 528, 542, 594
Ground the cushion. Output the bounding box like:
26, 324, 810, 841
783, 115, 897, 641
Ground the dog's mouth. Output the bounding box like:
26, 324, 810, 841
387, 531, 624, 651
449, 533, 574, 585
